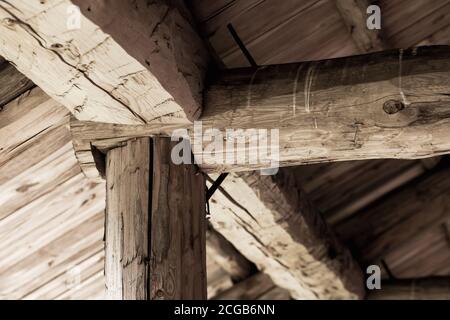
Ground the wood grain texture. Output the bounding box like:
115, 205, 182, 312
367, 277, 450, 300
294, 159, 435, 225
71, 46, 450, 178
203, 46, 450, 171
151, 137, 207, 300
208, 169, 365, 299
336, 0, 387, 53
337, 164, 450, 264
191, 0, 358, 67
105, 137, 207, 300
0, 0, 209, 124
0, 61, 34, 108
105, 138, 150, 300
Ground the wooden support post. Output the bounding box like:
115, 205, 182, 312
105, 137, 207, 300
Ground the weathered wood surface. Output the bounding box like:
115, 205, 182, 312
0, 0, 209, 124
208, 169, 365, 299
105, 138, 150, 300
191, 0, 358, 67
294, 159, 438, 225
367, 277, 450, 300
151, 137, 207, 300
71, 46, 450, 177
337, 164, 450, 264
105, 137, 206, 300
0, 61, 34, 108
206, 227, 255, 282
0, 76, 106, 300
202, 46, 450, 171
335, 0, 387, 53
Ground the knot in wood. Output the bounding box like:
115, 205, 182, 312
2, 18, 17, 28
383, 100, 405, 115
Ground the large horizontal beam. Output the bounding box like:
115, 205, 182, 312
206, 227, 255, 283
71, 46, 450, 177
0, 0, 209, 124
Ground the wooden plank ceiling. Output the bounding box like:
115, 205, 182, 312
0, 0, 449, 299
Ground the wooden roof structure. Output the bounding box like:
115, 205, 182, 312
0, 0, 449, 300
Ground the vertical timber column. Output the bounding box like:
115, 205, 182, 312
105, 137, 207, 300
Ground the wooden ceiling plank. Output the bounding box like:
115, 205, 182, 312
22, 250, 104, 300
0, 213, 104, 298
367, 277, 450, 300
337, 165, 450, 264
0, 142, 81, 220
0, 174, 105, 273
55, 270, 105, 300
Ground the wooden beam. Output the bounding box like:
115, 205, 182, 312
337, 164, 450, 264
335, 0, 387, 53
105, 137, 206, 300
71, 46, 450, 177
0, 0, 209, 124
367, 277, 450, 300
208, 169, 365, 299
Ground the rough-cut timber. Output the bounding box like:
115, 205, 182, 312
367, 277, 450, 300
208, 169, 365, 299
151, 137, 207, 300
213, 273, 289, 300
337, 165, 450, 264
0, 0, 209, 124
335, 0, 387, 53
71, 46, 450, 176
105, 137, 206, 300
202, 46, 450, 171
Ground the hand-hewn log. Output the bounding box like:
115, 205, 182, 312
71, 46, 450, 177
206, 227, 255, 282
0, 0, 209, 124
208, 169, 365, 300
336, 164, 450, 264
367, 277, 450, 300
105, 137, 206, 300
335, 0, 387, 53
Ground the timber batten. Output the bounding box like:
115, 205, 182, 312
105, 137, 206, 300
